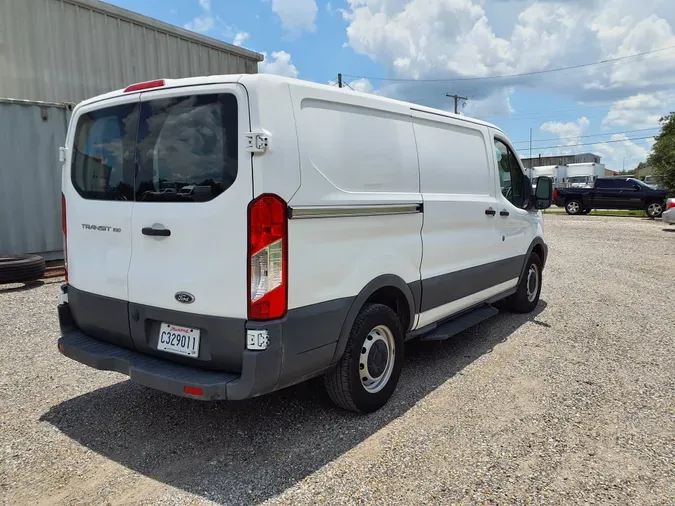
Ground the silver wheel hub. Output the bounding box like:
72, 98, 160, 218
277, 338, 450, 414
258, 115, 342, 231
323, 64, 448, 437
648, 203, 662, 216
567, 201, 580, 213
526, 263, 539, 303
359, 325, 395, 394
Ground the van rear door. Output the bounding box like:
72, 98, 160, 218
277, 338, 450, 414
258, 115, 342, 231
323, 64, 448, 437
127, 84, 251, 323
63, 93, 140, 348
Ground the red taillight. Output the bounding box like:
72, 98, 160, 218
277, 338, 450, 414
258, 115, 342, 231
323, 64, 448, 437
248, 194, 288, 321
123, 79, 165, 93
183, 385, 203, 397
61, 193, 68, 283
553, 189, 558, 200
667, 200, 675, 210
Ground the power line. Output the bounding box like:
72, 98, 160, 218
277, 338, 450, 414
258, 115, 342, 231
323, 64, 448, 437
342, 45, 675, 83
515, 135, 656, 152
510, 127, 661, 145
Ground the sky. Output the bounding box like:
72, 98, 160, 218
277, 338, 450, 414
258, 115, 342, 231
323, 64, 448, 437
106, 0, 675, 172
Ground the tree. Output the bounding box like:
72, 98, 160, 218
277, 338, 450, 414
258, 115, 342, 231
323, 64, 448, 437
647, 113, 675, 192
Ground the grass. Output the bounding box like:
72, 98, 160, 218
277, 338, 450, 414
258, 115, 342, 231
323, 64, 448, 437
544, 208, 648, 218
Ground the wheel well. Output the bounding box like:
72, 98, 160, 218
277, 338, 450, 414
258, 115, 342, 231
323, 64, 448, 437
365, 286, 411, 332
532, 244, 545, 266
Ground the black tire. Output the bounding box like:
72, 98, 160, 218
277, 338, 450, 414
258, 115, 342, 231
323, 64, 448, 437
581, 208, 591, 215
325, 303, 404, 413
565, 199, 583, 215
646, 201, 664, 218
503, 252, 542, 314
0, 255, 46, 284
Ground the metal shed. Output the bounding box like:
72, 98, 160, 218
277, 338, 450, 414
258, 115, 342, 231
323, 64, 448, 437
1, 0, 263, 104
0, 0, 263, 257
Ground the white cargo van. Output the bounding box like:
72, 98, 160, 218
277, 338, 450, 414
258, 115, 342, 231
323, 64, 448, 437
57, 75, 552, 413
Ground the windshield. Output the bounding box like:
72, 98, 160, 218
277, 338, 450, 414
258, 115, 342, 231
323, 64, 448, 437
568, 176, 589, 183
644, 176, 654, 184
631, 179, 651, 188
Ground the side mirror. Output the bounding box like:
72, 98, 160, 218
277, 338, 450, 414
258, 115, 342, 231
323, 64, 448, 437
533, 176, 553, 209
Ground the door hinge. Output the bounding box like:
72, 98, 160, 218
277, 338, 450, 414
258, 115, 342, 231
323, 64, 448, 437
245, 132, 269, 154
59, 147, 67, 163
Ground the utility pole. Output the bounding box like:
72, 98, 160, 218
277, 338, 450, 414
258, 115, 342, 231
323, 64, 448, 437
529, 128, 533, 168
337, 73, 343, 88
446, 93, 467, 114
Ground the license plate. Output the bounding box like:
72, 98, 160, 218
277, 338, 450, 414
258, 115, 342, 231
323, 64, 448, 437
158, 323, 200, 357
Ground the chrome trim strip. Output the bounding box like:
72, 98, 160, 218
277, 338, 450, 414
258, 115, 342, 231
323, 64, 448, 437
288, 203, 423, 219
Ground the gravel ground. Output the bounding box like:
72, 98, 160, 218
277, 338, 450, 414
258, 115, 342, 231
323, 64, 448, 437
1, 215, 674, 506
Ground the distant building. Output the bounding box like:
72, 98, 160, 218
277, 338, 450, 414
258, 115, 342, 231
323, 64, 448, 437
634, 165, 653, 179
520, 153, 601, 168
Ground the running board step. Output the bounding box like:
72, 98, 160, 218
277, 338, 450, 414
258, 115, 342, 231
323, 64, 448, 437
420, 305, 499, 341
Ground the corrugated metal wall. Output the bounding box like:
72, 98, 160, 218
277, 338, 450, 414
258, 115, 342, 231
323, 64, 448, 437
0, 100, 70, 257
0, 0, 262, 104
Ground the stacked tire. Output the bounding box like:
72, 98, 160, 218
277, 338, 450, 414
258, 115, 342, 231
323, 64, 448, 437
0, 255, 46, 284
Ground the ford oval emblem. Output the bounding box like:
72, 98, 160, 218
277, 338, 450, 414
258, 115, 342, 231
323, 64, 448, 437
175, 292, 195, 304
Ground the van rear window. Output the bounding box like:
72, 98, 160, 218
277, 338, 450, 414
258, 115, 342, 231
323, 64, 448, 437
71, 103, 138, 201
71, 93, 238, 203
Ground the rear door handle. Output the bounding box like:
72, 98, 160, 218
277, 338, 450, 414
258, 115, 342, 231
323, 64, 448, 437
500, 210, 510, 217
485, 208, 496, 216
142, 227, 171, 237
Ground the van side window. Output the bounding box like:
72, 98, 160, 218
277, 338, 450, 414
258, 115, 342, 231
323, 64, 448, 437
135, 93, 238, 202
494, 139, 525, 208
71, 103, 138, 201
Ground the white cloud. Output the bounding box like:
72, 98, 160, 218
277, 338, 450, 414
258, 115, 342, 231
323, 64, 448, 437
270, 0, 318, 34
259, 51, 299, 78
340, 0, 675, 114
602, 92, 672, 129
184, 0, 214, 33
233, 32, 250, 46
464, 88, 515, 118
541, 117, 591, 146
349, 78, 374, 93
594, 134, 652, 171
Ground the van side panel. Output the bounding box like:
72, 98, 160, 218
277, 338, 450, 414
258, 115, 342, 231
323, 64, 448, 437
413, 112, 513, 328
286, 84, 423, 322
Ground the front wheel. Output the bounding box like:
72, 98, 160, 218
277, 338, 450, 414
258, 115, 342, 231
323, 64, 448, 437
646, 201, 663, 218
503, 252, 543, 314
565, 199, 582, 215
325, 304, 404, 413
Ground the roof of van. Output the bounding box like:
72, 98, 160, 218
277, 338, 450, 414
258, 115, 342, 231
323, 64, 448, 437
240, 74, 503, 132
76, 73, 503, 133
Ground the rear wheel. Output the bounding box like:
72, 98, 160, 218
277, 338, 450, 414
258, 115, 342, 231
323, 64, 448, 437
565, 199, 582, 215
646, 201, 663, 218
325, 303, 404, 413
503, 252, 542, 314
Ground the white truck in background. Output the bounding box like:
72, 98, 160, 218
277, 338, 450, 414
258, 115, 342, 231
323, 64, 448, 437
532, 165, 566, 190
564, 162, 607, 188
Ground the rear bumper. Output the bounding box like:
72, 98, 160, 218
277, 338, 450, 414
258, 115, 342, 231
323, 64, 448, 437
58, 326, 268, 400
662, 207, 675, 224
57, 286, 351, 401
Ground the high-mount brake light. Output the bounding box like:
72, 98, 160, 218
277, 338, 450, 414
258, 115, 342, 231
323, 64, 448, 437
123, 79, 165, 93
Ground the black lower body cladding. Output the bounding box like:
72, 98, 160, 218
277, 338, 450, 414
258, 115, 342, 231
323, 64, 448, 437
58, 285, 353, 400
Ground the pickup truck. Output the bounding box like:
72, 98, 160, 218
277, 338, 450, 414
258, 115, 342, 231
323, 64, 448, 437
555, 177, 669, 218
